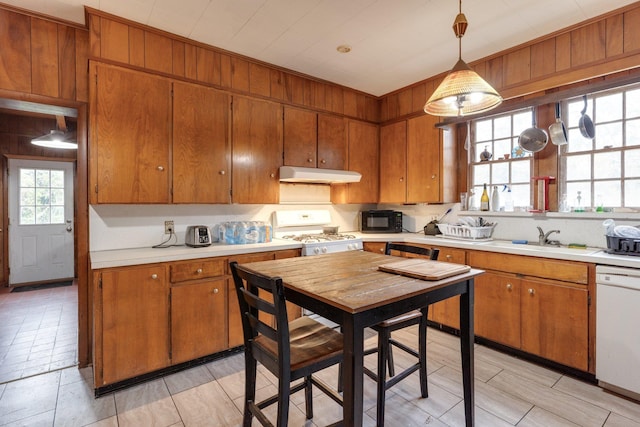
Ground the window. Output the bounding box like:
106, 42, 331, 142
470, 109, 533, 210
19, 168, 66, 225
561, 85, 640, 210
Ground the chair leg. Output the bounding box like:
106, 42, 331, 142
304, 375, 314, 419
384, 329, 395, 377
277, 373, 291, 427
337, 362, 343, 393
377, 328, 389, 426
419, 308, 429, 398
243, 351, 257, 427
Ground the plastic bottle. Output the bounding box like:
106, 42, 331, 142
504, 185, 514, 212
480, 183, 490, 211
491, 185, 500, 211
468, 190, 478, 211
574, 191, 584, 212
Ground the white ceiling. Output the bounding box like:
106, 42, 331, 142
5, 0, 639, 96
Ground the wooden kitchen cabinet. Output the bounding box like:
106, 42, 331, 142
469, 250, 590, 371
379, 121, 407, 203
283, 107, 346, 169
97, 264, 170, 386
331, 119, 379, 203
427, 246, 465, 329
172, 81, 231, 203
90, 62, 172, 203
232, 96, 282, 204
363, 242, 386, 254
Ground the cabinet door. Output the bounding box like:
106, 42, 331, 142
284, 106, 317, 167
407, 114, 441, 202
232, 97, 282, 204
334, 120, 378, 203
171, 279, 227, 364
429, 247, 465, 328
100, 265, 169, 385
173, 82, 230, 203
379, 121, 407, 203
363, 242, 386, 254
474, 271, 521, 348
317, 114, 346, 170
91, 63, 172, 203
520, 279, 589, 371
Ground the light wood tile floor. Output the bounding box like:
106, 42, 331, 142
1, 326, 639, 426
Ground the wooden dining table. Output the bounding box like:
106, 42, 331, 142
239, 250, 484, 427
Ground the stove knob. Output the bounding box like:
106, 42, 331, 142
322, 247, 328, 253
348, 243, 355, 250
314, 247, 321, 254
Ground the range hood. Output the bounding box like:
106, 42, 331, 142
279, 166, 361, 184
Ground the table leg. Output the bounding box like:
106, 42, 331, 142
460, 279, 475, 427
341, 316, 365, 427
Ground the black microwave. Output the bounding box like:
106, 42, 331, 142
360, 210, 403, 233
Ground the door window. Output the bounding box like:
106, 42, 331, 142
19, 168, 66, 225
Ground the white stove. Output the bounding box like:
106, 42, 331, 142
273, 210, 363, 256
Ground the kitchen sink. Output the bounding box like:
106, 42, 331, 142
480, 240, 602, 255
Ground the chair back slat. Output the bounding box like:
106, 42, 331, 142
385, 242, 439, 260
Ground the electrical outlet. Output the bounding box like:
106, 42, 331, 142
164, 220, 174, 234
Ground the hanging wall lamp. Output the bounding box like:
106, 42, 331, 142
31, 115, 77, 150
424, 0, 502, 117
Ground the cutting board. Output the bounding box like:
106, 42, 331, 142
378, 258, 471, 280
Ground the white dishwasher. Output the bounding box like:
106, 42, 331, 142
596, 265, 640, 400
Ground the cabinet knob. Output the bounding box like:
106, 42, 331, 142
320, 159, 326, 164
506, 283, 513, 291
431, 174, 436, 179
446, 254, 452, 260
196, 268, 203, 274
399, 177, 404, 182
307, 158, 314, 163
528, 288, 535, 295
219, 170, 225, 175
270, 173, 275, 178
157, 166, 164, 171
212, 288, 219, 294
379, 248, 384, 253
151, 273, 158, 280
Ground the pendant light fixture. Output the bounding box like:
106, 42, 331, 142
424, 0, 502, 117
31, 115, 77, 150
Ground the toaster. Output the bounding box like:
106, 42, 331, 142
185, 225, 212, 247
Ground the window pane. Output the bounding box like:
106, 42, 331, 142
626, 89, 640, 119
51, 206, 65, 224
511, 159, 530, 183
20, 207, 35, 225
494, 116, 511, 139
513, 111, 531, 135
473, 163, 490, 185
50, 188, 64, 205
567, 128, 592, 152
566, 155, 591, 181
594, 181, 620, 208
36, 188, 50, 205
494, 139, 511, 159
50, 170, 64, 188
20, 188, 35, 205
595, 122, 622, 149
35, 169, 50, 187
625, 179, 640, 207
594, 151, 621, 179
493, 162, 509, 183
35, 206, 50, 224
625, 148, 640, 177
20, 169, 35, 187
566, 183, 591, 210
511, 184, 530, 209
475, 120, 492, 142
597, 93, 623, 122
625, 119, 640, 147
567, 99, 590, 128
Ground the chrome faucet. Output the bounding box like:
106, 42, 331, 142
537, 226, 560, 246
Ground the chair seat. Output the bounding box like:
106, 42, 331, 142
255, 316, 343, 371
373, 310, 422, 329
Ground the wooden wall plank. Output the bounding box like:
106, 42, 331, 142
343, 91, 357, 118
128, 27, 145, 67
196, 47, 220, 85
145, 32, 173, 74
531, 39, 556, 79
172, 40, 185, 77
329, 85, 344, 115
231, 57, 249, 92
31, 18, 59, 97
285, 74, 304, 104
269, 69, 284, 100
555, 33, 571, 71
411, 83, 427, 113
571, 21, 606, 67
89, 14, 101, 58
486, 56, 504, 91
100, 19, 129, 63
623, 8, 640, 53
397, 89, 412, 117
184, 44, 197, 80
606, 15, 624, 57
313, 82, 326, 110
504, 47, 531, 87
249, 63, 270, 97
0, 10, 31, 93
220, 53, 231, 88
75, 29, 90, 102
58, 25, 76, 100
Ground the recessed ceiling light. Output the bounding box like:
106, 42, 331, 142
336, 45, 351, 53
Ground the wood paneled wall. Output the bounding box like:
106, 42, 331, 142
0, 8, 89, 103
86, 8, 379, 123
380, 2, 640, 123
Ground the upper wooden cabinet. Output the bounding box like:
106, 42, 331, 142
379, 114, 453, 203
173, 82, 231, 204
90, 62, 172, 203
331, 120, 379, 203
231, 96, 283, 204
283, 107, 346, 169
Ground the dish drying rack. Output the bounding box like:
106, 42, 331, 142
436, 223, 496, 240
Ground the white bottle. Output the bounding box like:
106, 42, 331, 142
491, 185, 500, 211
504, 186, 514, 212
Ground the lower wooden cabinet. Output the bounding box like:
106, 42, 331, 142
427, 246, 464, 329
97, 265, 170, 386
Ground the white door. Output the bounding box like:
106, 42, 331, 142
8, 159, 75, 285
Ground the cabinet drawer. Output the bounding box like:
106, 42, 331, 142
468, 251, 588, 284
170, 259, 225, 283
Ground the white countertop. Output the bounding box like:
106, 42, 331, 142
90, 232, 640, 270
